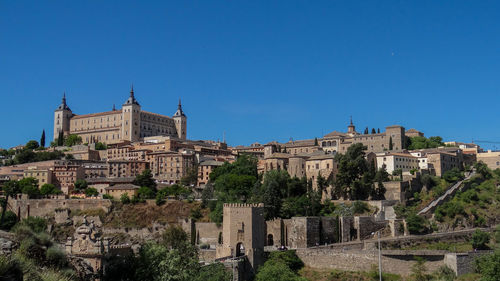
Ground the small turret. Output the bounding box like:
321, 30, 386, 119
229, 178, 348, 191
347, 116, 356, 134
173, 98, 187, 140
56, 92, 71, 111
123, 84, 139, 106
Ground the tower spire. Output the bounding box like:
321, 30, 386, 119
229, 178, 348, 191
178, 98, 182, 110
350, 115, 353, 125
130, 84, 134, 97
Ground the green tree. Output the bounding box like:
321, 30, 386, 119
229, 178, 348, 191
0, 180, 21, 228
19, 177, 40, 198
40, 129, 46, 148
74, 179, 88, 191
57, 131, 64, 146
40, 184, 61, 196
134, 169, 157, 190
475, 161, 492, 179
95, 142, 107, 150
471, 229, 490, 250
442, 167, 464, 182
84, 187, 99, 197
475, 250, 500, 281
371, 167, 389, 199
0, 210, 17, 231
364, 127, 369, 134
371, 128, 376, 134
194, 263, 232, 281
334, 143, 372, 200
314, 137, 318, 146
138, 186, 155, 200
389, 136, 393, 150
258, 170, 290, 219
25, 140, 39, 150
64, 134, 82, 147
316, 173, 328, 195
120, 193, 131, 204
180, 165, 198, 187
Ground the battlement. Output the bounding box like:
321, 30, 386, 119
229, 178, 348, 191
223, 203, 264, 208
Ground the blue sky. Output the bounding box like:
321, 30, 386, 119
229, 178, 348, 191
1, 1, 499, 150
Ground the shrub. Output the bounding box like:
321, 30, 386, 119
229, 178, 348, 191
15, 216, 47, 233
120, 193, 130, 204
46, 246, 67, 267
103, 194, 113, 200
0, 210, 17, 231
84, 187, 99, 197
471, 230, 490, 250
352, 201, 370, 215
474, 250, 500, 281
406, 213, 428, 235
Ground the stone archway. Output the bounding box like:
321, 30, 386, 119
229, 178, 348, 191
235, 242, 245, 257
267, 234, 274, 246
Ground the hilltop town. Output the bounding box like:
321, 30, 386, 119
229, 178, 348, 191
1, 91, 499, 281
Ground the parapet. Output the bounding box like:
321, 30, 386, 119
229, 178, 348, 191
223, 203, 264, 208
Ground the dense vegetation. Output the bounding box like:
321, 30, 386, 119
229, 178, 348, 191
1, 140, 65, 166
406, 136, 444, 150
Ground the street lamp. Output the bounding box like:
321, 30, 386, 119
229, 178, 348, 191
372, 231, 382, 281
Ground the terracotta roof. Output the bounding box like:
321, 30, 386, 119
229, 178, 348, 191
71, 111, 121, 119
323, 131, 346, 137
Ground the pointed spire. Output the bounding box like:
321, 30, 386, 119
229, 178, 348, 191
56, 91, 71, 111
173, 98, 185, 117
350, 115, 353, 125
123, 84, 139, 106
178, 98, 182, 110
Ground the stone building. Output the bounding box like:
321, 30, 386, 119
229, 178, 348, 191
53, 87, 187, 144
197, 159, 224, 186
426, 151, 463, 177
376, 152, 419, 174
107, 160, 148, 178
53, 161, 85, 194
105, 183, 140, 198
147, 151, 196, 184
477, 150, 500, 170
23, 166, 53, 188
216, 203, 266, 274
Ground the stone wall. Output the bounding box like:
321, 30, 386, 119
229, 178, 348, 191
444, 251, 493, 276
8, 198, 112, 219
355, 216, 388, 241
195, 222, 222, 247
296, 248, 444, 276
265, 219, 282, 247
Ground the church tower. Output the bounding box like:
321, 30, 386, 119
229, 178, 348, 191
173, 99, 187, 140
347, 116, 356, 135
53, 92, 72, 141
121, 85, 141, 142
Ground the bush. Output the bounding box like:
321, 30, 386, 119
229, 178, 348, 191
267, 250, 304, 273
474, 250, 500, 281
352, 201, 370, 215
406, 213, 428, 235
46, 246, 67, 267
84, 187, 99, 197
137, 187, 155, 200
190, 207, 202, 221
103, 194, 113, 200
0, 210, 17, 231
471, 230, 490, 250
120, 193, 130, 204
15, 216, 47, 233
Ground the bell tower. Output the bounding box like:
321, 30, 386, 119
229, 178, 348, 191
121, 85, 141, 142
173, 99, 187, 140
53, 92, 73, 141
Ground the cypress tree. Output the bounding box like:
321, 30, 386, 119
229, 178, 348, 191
314, 137, 318, 146
364, 127, 369, 134
371, 128, 376, 134
40, 129, 45, 147
57, 131, 64, 146
389, 137, 393, 150
377, 128, 380, 134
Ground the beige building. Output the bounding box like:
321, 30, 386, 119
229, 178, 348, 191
376, 152, 419, 175
23, 167, 53, 188
426, 151, 463, 177
197, 160, 224, 186
53, 88, 187, 144
147, 151, 196, 184
477, 151, 500, 170
107, 160, 149, 178
105, 184, 140, 198
53, 162, 85, 194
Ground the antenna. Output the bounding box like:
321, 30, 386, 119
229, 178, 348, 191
223, 131, 226, 143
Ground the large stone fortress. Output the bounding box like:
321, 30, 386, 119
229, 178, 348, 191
53, 87, 187, 144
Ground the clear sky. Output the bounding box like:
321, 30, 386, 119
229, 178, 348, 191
1, 1, 499, 150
